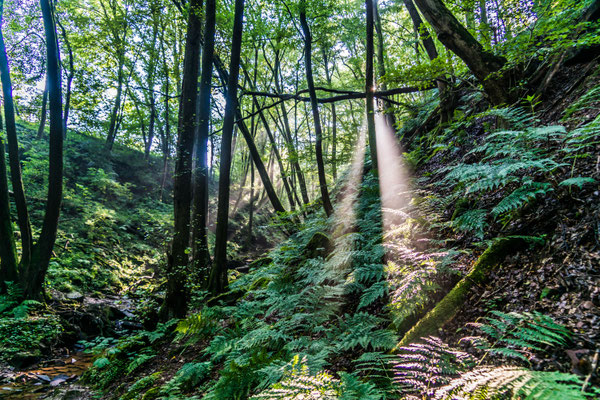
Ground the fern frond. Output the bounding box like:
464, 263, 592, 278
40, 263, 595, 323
435, 366, 596, 400
491, 182, 552, 217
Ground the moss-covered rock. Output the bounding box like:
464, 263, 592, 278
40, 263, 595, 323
303, 232, 331, 259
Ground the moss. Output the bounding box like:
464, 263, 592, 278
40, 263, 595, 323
304, 232, 331, 259
140, 387, 161, 400
395, 237, 526, 349
248, 257, 273, 271
120, 373, 161, 400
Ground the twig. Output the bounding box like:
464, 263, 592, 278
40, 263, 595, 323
582, 349, 599, 392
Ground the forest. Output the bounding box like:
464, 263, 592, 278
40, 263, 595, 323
1, 0, 600, 398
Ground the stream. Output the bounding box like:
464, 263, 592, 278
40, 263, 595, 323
0, 294, 143, 399
0, 352, 94, 399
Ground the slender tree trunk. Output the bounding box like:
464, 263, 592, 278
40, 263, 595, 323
57, 17, 73, 138
159, 17, 171, 202
255, 101, 296, 210
192, 0, 216, 283
22, 0, 64, 299
248, 156, 254, 245
321, 48, 338, 181
374, 0, 397, 129
0, 138, 17, 292
209, 0, 245, 295
299, 1, 333, 217
0, 6, 33, 270
267, 48, 310, 206
404, 0, 453, 122
213, 57, 286, 214
37, 78, 48, 138
412, 0, 509, 105
365, 0, 378, 170
160, 0, 203, 319
106, 56, 125, 151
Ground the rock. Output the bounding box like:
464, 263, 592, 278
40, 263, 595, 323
36, 374, 51, 383
8, 352, 40, 369
65, 292, 84, 302
49, 374, 70, 387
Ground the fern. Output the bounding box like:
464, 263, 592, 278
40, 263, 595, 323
491, 182, 552, 217
251, 356, 340, 399
357, 281, 387, 310
393, 337, 475, 396
461, 311, 571, 362
435, 366, 598, 399
559, 177, 597, 189
452, 209, 488, 238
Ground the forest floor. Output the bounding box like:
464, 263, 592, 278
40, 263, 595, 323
2, 61, 600, 399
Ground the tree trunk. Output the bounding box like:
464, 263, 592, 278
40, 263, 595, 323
160, 0, 203, 319
403, 0, 453, 122
209, 0, 245, 295
22, 0, 64, 299
321, 48, 338, 181
365, 0, 378, 170
57, 17, 73, 138
267, 47, 310, 206
0, 138, 18, 292
299, 1, 333, 217
106, 57, 124, 151
248, 156, 254, 245
413, 0, 509, 105
192, 0, 216, 283
374, 0, 397, 129
0, 6, 33, 270
213, 57, 286, 215
37, 78, 48, 139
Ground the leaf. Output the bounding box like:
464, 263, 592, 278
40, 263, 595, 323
559, 177, 597, 188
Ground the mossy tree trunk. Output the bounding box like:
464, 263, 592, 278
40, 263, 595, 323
0, 138, 17, 293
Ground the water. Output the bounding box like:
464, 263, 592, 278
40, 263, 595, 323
0, 353, 93, 399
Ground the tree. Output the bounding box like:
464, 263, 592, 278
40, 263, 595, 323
365, 0, 378, 169
208, 0, 245, 295
412, 0, 509, 105
403, 0, 454, 122
192, 0, 217, 280
0, 0, 65, 299
20, 0, 65, 299
299, 0, 333, 217
160, 0, 202, 319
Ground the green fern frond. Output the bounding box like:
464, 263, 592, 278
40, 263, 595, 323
491, 182, 552, 217
435, 366, 597, 400
452, 209, 488, 238
559, 177, 597, 188
393, 337, 474, 396
461, 311, 570, 362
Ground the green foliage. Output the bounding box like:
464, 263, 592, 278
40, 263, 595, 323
439, 107, 600, 238
461, 311, 571, 362
436, 367, 598, 399
393, 337, 475, 396
15, 126, 173, 294
160, 362, 212, 396
393, 312, 591, 399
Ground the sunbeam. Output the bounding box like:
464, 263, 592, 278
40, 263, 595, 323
375, 114, 412, 232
